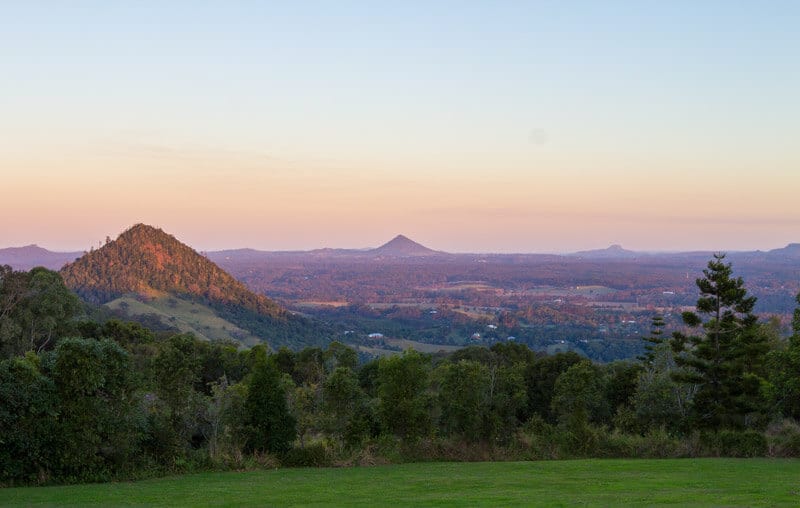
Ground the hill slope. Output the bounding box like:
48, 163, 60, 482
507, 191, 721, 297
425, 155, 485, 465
60, 224, 329, 348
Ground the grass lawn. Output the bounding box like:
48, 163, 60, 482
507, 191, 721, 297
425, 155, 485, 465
2, 459, 799, 506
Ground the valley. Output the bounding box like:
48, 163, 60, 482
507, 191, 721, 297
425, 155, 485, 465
2, 229, 799, 361
209, 240, 800, 361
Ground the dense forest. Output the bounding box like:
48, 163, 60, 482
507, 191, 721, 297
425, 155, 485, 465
2, 255, 800, 486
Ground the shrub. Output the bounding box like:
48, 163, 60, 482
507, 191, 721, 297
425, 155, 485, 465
766, 419, 800, 457
700, 430, 767, 457
281, 444, 332, 468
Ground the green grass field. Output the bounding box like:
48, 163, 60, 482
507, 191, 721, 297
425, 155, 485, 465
106, 295, 261, 346
2, 459, 799, 506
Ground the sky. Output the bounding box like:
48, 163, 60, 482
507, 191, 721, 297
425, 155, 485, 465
2, 1, 798, 253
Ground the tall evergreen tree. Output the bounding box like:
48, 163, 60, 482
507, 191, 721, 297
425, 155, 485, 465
639, 315, 666, 365
670, 253, 768, 429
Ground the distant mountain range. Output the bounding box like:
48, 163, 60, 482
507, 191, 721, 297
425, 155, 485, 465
3, 234, 800, 269
0, 245, 82, 271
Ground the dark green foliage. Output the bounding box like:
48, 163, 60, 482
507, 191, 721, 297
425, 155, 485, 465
639, 315, 666, 365
281, 443, 332, 467
701, 430, 768, 457
551, 361, 608, 427
151, 334, 206, 456
629, 343, 691, 434
523, 351, 583, 423
0, 266, 80, 359
377, 350, 431, 440
244, 358, 296, 454
794, 292, 800, 336
602, 361, 641, 424
325, 341, 359, 371
358, 359, 380, 397
670, 254, 769, 430
273, 347, 296, 378
292, 347, 325, 385
767, 293, 800, 420
0, 356, 57, 484
6, 262, 800, 487
46, 338, 141, 480
322, 367, 373, 447
489, 341, 537, 367
436, 360, 492, 442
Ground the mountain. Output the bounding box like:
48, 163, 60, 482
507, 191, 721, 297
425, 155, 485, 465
571, 244, 641, 260
371, 234, 439, 257
60, 224, 329, 348
766, 243, 800, 261
0, 245, 83, 271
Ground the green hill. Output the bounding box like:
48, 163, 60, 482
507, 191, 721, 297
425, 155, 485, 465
61, 224, 331, 348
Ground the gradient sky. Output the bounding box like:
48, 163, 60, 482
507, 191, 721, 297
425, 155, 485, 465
2, 1, 798, 253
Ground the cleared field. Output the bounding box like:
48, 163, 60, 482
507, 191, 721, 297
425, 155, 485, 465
106, 295, 261, 346
2, 459, 799, 507
359, 338, 463, 357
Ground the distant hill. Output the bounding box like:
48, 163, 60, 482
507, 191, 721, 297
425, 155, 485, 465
371, 234, 439, 257
0, 245, 82, 271
571, 244, 641, 260
207, 234, 441, 263
766, 243, 800, 261
60, 224, 330, 348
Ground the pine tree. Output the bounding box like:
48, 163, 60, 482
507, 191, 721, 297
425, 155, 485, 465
639, 315, 666, 365
670, 253, 768, 429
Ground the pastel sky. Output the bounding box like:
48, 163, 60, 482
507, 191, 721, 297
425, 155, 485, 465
2, 1, 798, 253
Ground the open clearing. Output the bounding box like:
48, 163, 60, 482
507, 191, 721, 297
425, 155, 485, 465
2, 459, 799, 506
106, 295, 261, 346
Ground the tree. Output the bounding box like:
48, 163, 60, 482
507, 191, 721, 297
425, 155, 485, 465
639, 315, 666, 366
794, 292, 800, 337
630, 342, 693, 433
551, 360, 607, 427
322, 366, 372, 447
0, 355, 58, 483
436, 360, 491, 442
47, 338, 140, 478
523, 351, 583, 423
151, 334, 207, 456
0, 267, 80, 359
377, 350, 431, 440
670, 253, 768, 430
243, 357, 296, 454
768, 292, 800, 420
550, 361, 607, 455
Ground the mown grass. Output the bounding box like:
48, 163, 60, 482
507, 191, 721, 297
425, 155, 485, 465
2, 459, 799, 507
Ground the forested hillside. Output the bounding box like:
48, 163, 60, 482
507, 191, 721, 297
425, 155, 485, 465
61, 224, 283, 316
59, 224, 331, 349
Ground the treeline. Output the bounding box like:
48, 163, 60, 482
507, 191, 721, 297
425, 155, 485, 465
3, 256, 800, 486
